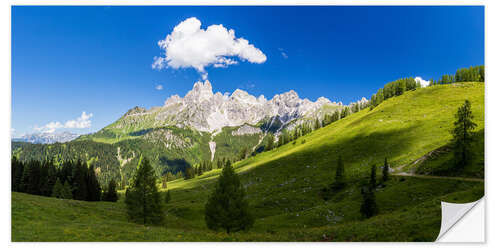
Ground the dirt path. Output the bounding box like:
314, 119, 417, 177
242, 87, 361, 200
390, 147, 483, 182
392, 172, 484, 182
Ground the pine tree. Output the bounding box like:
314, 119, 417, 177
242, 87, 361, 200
382, 157, 389, 182
164, 190, 171, 204
452, 100, 477, 170
71, 160, 88, 201
265, 135, 275, 151
11, 157, 24, 192
205, 160, 254, 233
125, 157, 164, 225
370, 164, 377, 188
61, 181, 73, 199
21, 160, 42, 195
86, 164, 101, 201
51, 178, 64, 198
103, 179, 118, 202
360, 186, 378, 218
331, 156, 346, 190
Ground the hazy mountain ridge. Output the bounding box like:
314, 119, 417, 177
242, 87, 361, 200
13, 131, 80, 144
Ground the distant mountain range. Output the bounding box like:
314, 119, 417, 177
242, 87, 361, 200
12, 80, 368, 184
13, 131, 80, 144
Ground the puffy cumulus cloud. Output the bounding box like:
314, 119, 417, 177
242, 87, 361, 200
415, 77, 430, 87
34, 111, 93, 133
155, 84, 164, 90
152, 17, 267, 79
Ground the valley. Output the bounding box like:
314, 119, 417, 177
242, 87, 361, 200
11, 81, 485, 241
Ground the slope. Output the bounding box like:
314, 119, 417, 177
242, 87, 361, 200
12, 82, 484, 241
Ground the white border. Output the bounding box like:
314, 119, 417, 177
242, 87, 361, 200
2, 0, 498, 249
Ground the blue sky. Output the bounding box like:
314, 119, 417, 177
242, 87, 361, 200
11, 6, 484, 136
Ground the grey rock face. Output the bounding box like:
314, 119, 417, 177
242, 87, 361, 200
153, 80, 337, 132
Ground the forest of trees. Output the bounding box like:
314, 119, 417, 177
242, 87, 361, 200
11, 157, 117, 202
370, 65, 484, 109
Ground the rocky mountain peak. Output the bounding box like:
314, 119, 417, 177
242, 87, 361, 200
118, 80, 350, 133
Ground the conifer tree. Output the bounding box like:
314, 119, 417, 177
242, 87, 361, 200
205, 160, 254, 233
164, 190, 171, 204
265, 135, 275, 151
370, 164, 377, 188
61, 181, 74, 199
331, 156, 346, 190
21, 160, 41, 195
125, 157, 164, 225
382, 157, 389, 182
360, 186, 378, 218
452, 100, 477, 170
71, 160, 88, 200
86, 164, 101, 201
51, 178, 64, 198
103, 179, 118, 202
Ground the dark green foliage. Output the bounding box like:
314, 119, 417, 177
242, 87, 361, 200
370, 164, 377, 188
51, 178, 64, 198
382, 157, 389, 182
61, 181, 73, 199
102, 179, 119, 202
452, 100, 477, 170
265, 135, 275, 151
125, 157, 164, 225
341, 107, 350, 118
11, 156, 24, 192
455, 65, 484, 82
184, 166, 195, 179
239, 147, 248, 160
360, 186, 378, 218
86, 165, 101, 201
71, 160, 89, 201
370, 65, 484, 109
331, 156, 346, 191
205, 160, 254, 233
164, 190, 171, 204
21, 160, 41, 195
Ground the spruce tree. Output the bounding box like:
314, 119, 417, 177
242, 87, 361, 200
21, 160, 41, 195
452, 100, 477, 170
370, 164, 377, 188
382, 157, 389, 182
265, 135, 274, 151
61, 181, 74, 199
360, 186, 378, 218
205, 160, 254, 233
125, 157, 164, 225
103, 179, 118, 202
86, 164, 101, 201
164, 190, 171, 204
331, 156, 346, 190
51, 178, 64, 198
71, 160, 88, 200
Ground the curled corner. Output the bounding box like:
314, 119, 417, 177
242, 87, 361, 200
436, 198, 483, 241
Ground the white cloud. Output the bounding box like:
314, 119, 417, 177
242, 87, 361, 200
152, 17, 267, 79
34, 111, 93, 133
155, 84, 164, 90
415, 77, 430, 87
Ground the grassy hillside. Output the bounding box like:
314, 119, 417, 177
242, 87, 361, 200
12, 82, 484, 241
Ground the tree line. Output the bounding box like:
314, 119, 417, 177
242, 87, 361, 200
11, 158, 118, 202
370, 65, 484, 109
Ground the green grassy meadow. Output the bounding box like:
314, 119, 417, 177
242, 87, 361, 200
11, 82, 485, 241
